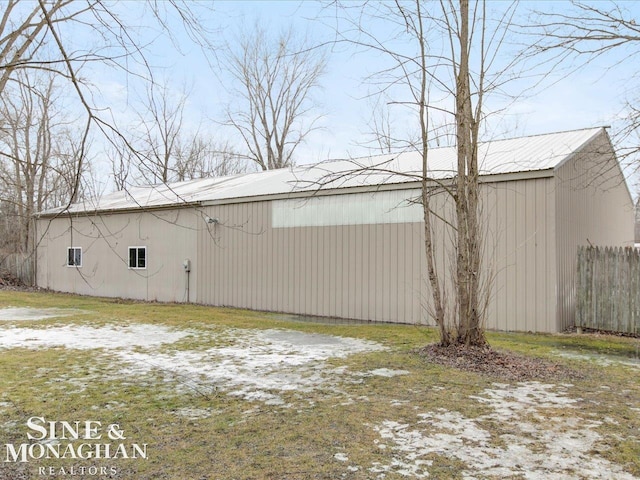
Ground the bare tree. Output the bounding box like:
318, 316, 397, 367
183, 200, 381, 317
109, 79, 252, 189
0, 69, 87, 253
223, 24, 327, 170
133, 80, 188, 184
329, 0, 519, 347
1, 1, 217, 203
531, 1, 640, 167
174, 137, 251, 181
360, 95, 417, 154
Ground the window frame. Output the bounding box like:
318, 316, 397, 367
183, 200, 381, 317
128, 246, 147, 270
66, 247, 82, 268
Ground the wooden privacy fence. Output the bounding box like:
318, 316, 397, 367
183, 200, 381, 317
0, 253, 34, 286
576, 246, 639, 335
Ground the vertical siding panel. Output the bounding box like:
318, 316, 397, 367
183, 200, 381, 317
255, 202, 263, 309
488, 183, 501, 331
305, 227, 313, 314
396, 224, 406, 323
376, 223, 383, 321
348, 225, 357, 319
279, 221, 286, 312
216, 209, 224, 306
248, 202, 255, 309
343, 224, 352, 318
489, 184, 507, 330
525, 180, 536, 331
208, 210, 216, 305
382, 223, 393, 321
298, 227, 306, 314
328, 225, 336, 317
410, 222, 420, 323
291, 225, 299, 314
226, 205, 234, 306
337, 224, 346, 318
399, 223, 408, 323
534, 180, 544, 331
317, 225, 328, 317
360, 224, 370, 320
343, 225, 350, 318
254, 202, 261, 309
415, 222, 425, 324
352, 225, 363, 319
237, 203, 246, 307
506, 182, 518, 332
312, 225, 320, 316
555, 131, 633, 331
233, 203, 241, 307
275, 216, 283, 312
545, 180, 557, 332
514, 183, 524, 332
390, 224, 399, 322
249, 203, 256, 309
262, 202, 270, 311
292, 224, 299, 313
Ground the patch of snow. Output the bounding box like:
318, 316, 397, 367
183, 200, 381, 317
334, 453, 349, 462
0, 324, 189, 350
368, 368, 410, 377
173, 408, 213, 419
370, 383, 638, 480
469, 382, 578, 420
553, 350, 640, 369
0, 307, 86, 321
0, 322, 385, 407
119, 329, 385, 405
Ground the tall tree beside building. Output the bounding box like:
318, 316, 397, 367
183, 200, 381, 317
331, 0, 519, 346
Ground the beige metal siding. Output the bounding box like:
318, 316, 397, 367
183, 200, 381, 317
196, 197, 428, 323
36, 177, 561, 332
196, 179, 558, 331
554, 131, 635, 331
36, 209, 198, 302
481, 177, 557, 332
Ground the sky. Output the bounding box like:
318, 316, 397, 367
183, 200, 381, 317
81, 0, 640, 192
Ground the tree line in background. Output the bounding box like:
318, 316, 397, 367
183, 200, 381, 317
1, 0, 638, 347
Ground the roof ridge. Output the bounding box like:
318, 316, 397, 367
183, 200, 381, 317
312, 126, 606, 165
483, 126, 605, 144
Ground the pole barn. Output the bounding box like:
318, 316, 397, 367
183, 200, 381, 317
35, 128, 634, 333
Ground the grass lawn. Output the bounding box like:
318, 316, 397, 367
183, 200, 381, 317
0, 290, 638, 479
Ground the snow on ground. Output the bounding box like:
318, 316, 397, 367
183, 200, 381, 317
0, 318, 385, 406
0, 323, 190, 349
0, 307, 85, 321
121, 328, 386, 405
0, 307, 637, 479
369, 382, 639, 480
553, 350, 640, 370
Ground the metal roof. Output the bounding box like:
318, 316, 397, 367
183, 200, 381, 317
40, 127, 605, 216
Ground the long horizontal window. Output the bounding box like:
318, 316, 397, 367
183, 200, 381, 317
272, 189, 422, 228
128, 246, 146, 269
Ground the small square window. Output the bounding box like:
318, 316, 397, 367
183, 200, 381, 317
128, 247, 146, 269
67, 247, 82, 267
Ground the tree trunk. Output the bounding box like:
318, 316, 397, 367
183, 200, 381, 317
454, 0, 486, 347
